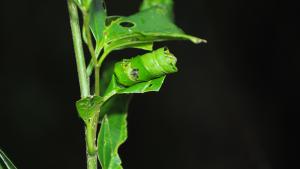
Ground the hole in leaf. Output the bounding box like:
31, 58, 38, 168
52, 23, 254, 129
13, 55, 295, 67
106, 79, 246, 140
119, 21, 135, 28
148, 84, 153, 88
105, 16, 121, 26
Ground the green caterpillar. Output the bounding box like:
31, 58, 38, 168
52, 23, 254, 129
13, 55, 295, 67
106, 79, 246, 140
114, 47, 178, 86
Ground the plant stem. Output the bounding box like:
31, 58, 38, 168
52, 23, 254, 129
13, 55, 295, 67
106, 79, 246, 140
82, 12, 100, 96
95, 66, 100, 95
82, 12, 101, 169
87, 155, 98, 169
85, 120, 98, 169
67, 0, 90, 98
67, 1, 97, 169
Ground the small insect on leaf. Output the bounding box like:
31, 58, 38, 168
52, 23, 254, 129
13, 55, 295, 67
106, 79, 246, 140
114, 47, 178, 86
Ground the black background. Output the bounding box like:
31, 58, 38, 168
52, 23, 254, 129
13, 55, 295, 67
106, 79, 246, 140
0, 0, 294, 169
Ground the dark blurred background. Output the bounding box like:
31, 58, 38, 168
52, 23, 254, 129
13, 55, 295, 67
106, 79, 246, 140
0, 0, 294, 169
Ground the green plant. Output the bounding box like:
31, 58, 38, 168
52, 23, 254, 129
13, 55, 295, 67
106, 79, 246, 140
0, 0, 205, 169
0, 0, 205, 168
67, 0, 206, 169
0, 149, 17, 169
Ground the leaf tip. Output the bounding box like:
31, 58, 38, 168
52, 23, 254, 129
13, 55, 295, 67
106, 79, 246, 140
192, 37, 207, 44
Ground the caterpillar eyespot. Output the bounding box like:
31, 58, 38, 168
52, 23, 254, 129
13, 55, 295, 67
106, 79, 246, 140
114, 47, 178, 86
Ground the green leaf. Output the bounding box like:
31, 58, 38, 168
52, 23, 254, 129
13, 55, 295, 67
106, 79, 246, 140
104, 75, 166, 97
140, 0, 174, 20
0, 149, 17, 169
100, 61, 116, 96
130, 43, 153, 51
115, 42, 153, 51
76, 96, 103, 120
118, 76, 166, 94
83, 0, 93, 9
72, 0, 83, 8
97, 97, 128, 169
89, 0, 107, 42
98, 64, 130, 169
73, 0, 92, 10
103, 6, 206, 53
98, 67, 165, 169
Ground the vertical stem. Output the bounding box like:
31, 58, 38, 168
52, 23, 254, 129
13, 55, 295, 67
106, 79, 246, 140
85, 122, 98, 169
82, 12, 100, 168
67, 0, 90, 98
67, 1, 97, 169
87, 155, 98, 169
82, 11, 100, 96
95, 66, 100, 95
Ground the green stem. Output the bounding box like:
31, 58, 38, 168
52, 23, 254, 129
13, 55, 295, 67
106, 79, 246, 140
82, 13, 100, 167
82, 11, 100, 96
67, 0, 90, 98
87, 155, 98, 169
85, 121, 98, 169
67, 1, 96, 169
95, 66, 100, 95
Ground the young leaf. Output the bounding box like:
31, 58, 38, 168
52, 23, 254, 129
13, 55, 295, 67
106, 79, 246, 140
0, 149, 17, 169
89, 0, 107, 42
97, 97, 128, 169
76, 96, 103, 120
102, 6, 206, 53
139, 0, 174, 20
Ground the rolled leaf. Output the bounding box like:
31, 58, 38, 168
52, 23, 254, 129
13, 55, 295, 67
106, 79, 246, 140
114, 47, 177, 86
